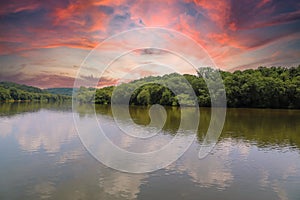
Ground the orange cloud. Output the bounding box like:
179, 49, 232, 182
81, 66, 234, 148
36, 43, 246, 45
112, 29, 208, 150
191, 0, 231, 29
52, 1, 111, 33
129, 0, 180, 27
0, 0, 299, 88
208, 33, 244, 49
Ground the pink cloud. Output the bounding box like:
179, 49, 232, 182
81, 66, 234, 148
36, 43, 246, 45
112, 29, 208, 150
191, 0, 232, 29
0, 0, 41, 15
257, 0, 272, 8
0, 0, 299, 87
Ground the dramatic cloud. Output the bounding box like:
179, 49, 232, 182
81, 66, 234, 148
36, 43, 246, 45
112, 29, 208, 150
0, 0, 299, 87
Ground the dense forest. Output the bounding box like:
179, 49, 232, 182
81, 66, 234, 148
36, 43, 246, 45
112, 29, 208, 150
44, 88, 75, 96
1, 66, 299, 108
75, 66, 300, 109
0, 82, 71, 102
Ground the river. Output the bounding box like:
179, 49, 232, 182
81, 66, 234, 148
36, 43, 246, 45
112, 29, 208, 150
0, 103, 299, 200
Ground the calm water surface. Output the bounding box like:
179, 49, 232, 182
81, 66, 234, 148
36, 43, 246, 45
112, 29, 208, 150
0, 103, 299, 200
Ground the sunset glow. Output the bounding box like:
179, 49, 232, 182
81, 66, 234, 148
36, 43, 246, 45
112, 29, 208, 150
0, 0, 299, 88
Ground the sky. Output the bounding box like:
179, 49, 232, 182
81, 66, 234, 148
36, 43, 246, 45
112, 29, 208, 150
0, 0, 300, 88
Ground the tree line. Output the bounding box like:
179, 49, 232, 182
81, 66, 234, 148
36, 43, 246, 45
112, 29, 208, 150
75, 66, 300, 109
0, 82, 71, 102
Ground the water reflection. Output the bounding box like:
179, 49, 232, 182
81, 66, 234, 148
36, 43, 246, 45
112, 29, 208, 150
0, 103, 299, 200
1, 109, 76, 153
171, 141, 234, 190
31, 181, 56, 200
99, 171, 147, 199
222, 108, 300, 149
0, 102, 71, 117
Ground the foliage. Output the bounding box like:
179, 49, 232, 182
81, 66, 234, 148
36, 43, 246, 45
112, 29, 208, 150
3, 65, 299, 109
0, 82, 71, 102
0, 82, 43, 93
92, 65, 300, 109
221, 66, 300, 108
75, 66, 300, 108
44, 88, 75, 96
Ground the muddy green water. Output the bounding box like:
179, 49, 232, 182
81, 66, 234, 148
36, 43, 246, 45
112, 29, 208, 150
0, 103, 299, 200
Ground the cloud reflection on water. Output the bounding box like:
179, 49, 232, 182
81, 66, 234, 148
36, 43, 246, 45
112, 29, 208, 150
0, 104, 299, 199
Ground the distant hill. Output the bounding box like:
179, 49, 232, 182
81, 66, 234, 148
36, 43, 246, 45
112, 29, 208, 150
0, 81, 44, 93
44, 88, 76, 96
0, 82, 70, 102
